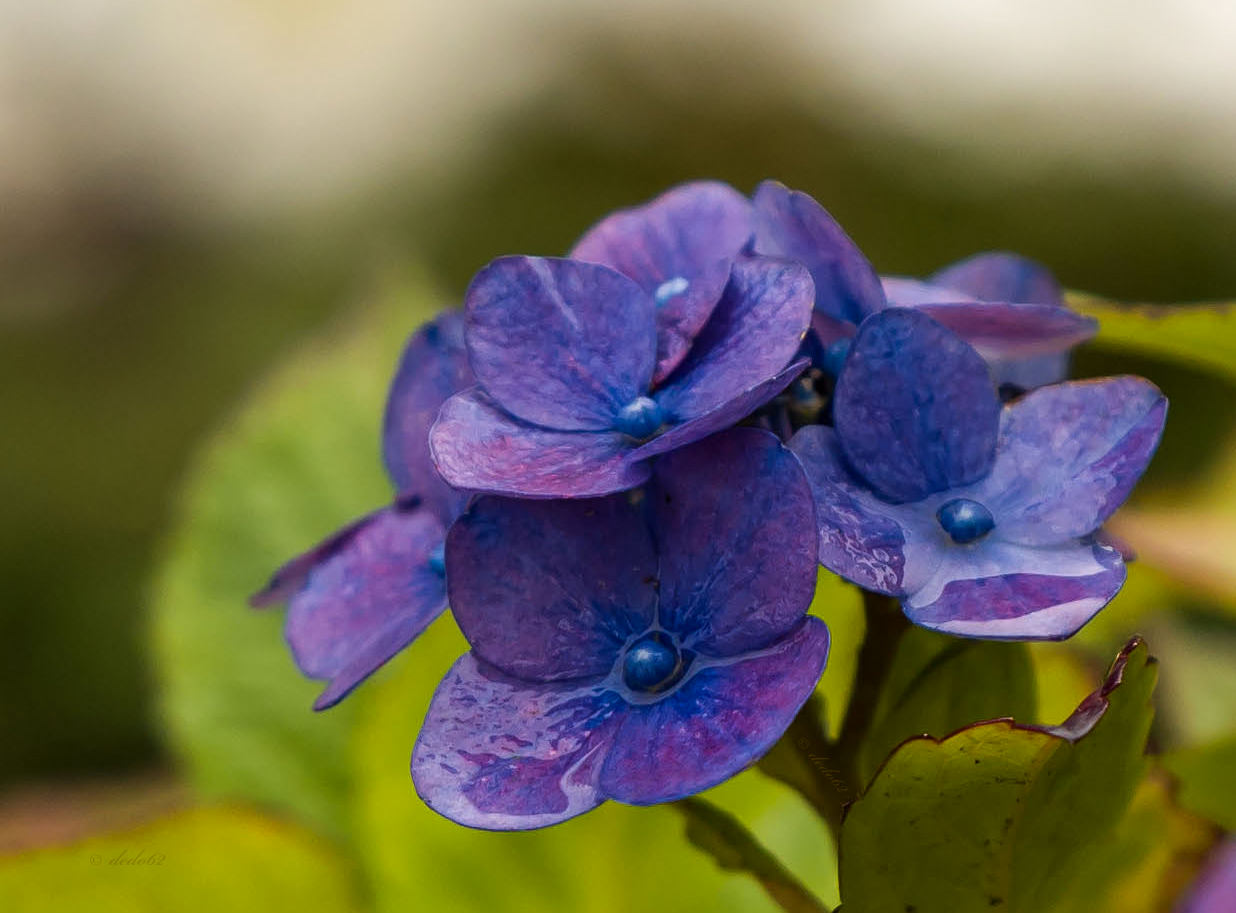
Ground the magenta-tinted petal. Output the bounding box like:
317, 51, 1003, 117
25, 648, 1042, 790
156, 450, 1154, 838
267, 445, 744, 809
903, 539, 1126, 640
254, 502, 447, 709
429, 389, 649, 498
651, 428, 817, 656
790, 425, 943, 596
464, 256, 656, 430
978, 377, 1168, 545
881, 275, 974, 307
1178, 839, 1236, 913
752, 180, 885, 324
631, 359, 808, 462
834, 308, 1000, 503
654, 257, 812, 420
381, 312, 473, 521
930, 251, 1063, 306
412, 653, 623, 830
446, 493, 657, 682
914, 301, 1097, 361
599, 618, 829, 805
569, 181, 755, 382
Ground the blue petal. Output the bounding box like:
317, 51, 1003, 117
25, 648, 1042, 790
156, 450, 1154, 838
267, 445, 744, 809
834, 308, 1000, 503
465, 256, 656, 430
930, 251, 1063, 306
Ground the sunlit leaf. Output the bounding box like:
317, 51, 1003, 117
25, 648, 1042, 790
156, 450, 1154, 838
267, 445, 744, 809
1163, 734, 1236, 832
841, 639, 1157, 913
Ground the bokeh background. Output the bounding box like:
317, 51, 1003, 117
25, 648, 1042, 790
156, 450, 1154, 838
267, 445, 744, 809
2, 2, 1235, 910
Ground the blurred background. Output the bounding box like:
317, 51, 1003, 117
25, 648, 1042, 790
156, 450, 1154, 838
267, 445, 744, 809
2, 1, 1235, 909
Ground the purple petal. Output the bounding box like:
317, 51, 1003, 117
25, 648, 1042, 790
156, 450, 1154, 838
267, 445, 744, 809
930, 251, 1063, 306
253, 502, 447, 709
914, 301, 1097, 361
881, 275, 975, 307
569, 181, 755, 382
790, 425, 944, 596
651, 428, 817, 655
653, 257, 812, 420
599, 618, 830, 805
381, 312, 474, 522
834, 308, 1000, 503
412, 653, 623, 830
465, 256, 656, 430
631, 359, 808, 462
446, 493, 657, 681
752, 180, 886, 324
977, 377, 1167, 545
1178, 839, 1236, 913
903, 539, 1126, 640
429, 389, 649, 498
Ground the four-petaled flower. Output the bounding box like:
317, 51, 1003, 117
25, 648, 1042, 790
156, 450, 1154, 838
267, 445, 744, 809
753, 181, 1097, 386
250, 313, 472, 709
791, 307, 1166, 639
412, 428, 829, 828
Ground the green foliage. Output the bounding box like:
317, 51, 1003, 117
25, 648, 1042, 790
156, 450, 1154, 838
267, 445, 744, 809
149, 276, 437, 838
840, 641, 1158, 913
1163, 734, 1236, 832
856, 628, 1037, 785
0, 806, 361, 913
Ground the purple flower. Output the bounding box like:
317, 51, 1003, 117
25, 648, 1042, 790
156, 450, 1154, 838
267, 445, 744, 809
250, 313, 473, 709
752, 181, 1096, 386
1177, 839, 1236, 913
429, 248, 813, 498
790, 307, 1166, 640
412, 428, 829, 829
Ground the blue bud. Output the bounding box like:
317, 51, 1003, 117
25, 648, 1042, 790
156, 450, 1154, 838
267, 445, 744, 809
615, 396, 665, 440
821, 338, 852, 376
622, 633, 684, 693
427, 542, 447, 577
936, 498, 995, 544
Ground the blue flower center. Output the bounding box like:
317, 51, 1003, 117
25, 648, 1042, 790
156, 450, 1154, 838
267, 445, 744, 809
654, 276, 690, 306
615, 395, 665, 440
427, 542, 447, 577
622, 633, 685, 693
821, 338, 852, 376
936, 498, 995, 544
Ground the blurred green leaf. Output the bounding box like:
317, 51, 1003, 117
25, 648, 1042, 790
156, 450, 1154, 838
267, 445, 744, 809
348, 617, 841, 913
856, 628, 1037, 786
840, 640, 1157, 913
1068, 294, 1236, 382
149, 268, 441, 838
809, 571, 864, 738
1047, 774, 1215, 913
0, 806, 360, 913
1163, 734, 1236, 832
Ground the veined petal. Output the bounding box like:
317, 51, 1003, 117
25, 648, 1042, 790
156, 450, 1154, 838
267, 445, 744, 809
834, 308, 1000, 503
412, 653, 623, 830
381, 312, 473, 522
569, 181, 754, 382
599, 618, 829, 805
652, 428, 817, 656
251, 502, 448, 710
914, 301, 1097, 361
752, 180, 885, 323
654, 257, 812, 420
903, 538, 1126, 640
790, 425, 943, 596
429, 389, 649, 498
446, 493, 657, 682
978, 377, 1167, 544
465, 256, 656, 430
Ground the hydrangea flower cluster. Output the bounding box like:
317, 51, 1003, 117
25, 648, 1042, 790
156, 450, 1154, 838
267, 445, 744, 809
253, 180, 1166, 830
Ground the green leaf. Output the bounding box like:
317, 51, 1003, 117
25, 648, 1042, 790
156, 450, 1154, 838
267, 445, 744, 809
856, 627, 1037, 786
1067, 293, 1236, 382
840, 639, 1157, 913
149, 269, 441, 838
0, 806, 360, 913
1046, 773, 1216, 913
1162, 734, 1236, 831
809, 570, 865, 737
349, 618, 841, 913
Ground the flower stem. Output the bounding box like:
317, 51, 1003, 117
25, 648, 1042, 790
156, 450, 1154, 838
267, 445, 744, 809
674, 796, 835, 913
757, 694, 848, 842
